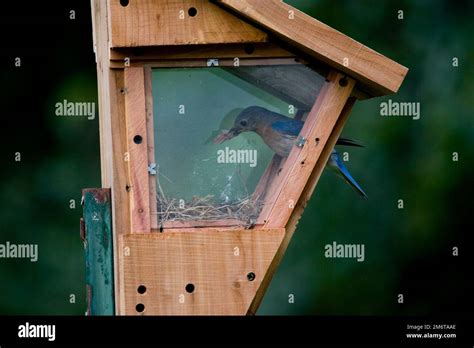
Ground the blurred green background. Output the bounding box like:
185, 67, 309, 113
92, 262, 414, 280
0, 0, 472, 315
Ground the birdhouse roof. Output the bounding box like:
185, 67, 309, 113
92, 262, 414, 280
214, 0, 408, 97
106, 0, 407, 97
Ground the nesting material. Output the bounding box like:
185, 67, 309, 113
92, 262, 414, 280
157, 193, 262, 226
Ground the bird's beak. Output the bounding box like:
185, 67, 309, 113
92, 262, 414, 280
213, 127, 240, 144
229, 127, 240, 136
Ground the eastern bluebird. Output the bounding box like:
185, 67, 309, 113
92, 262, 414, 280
214, 106, 368, 199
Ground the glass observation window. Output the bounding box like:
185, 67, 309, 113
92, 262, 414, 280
151, 64, 324, 227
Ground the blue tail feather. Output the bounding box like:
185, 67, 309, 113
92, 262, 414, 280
328, 151, 368, 200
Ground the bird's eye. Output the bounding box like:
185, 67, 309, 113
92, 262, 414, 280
240, 120, 248, 127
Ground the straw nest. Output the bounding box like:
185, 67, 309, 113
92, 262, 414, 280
157, 193, 262, 227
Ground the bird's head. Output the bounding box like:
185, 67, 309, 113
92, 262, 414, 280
213, 106, 266, 144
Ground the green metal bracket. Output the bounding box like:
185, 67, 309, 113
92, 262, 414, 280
81, 188, 115, 315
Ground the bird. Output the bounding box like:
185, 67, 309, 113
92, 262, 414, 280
213, 106, 368, 199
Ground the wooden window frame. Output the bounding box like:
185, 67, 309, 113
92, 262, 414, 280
123, 56, 354, 233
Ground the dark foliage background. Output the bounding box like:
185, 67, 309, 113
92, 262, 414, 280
0, 0, 472, 315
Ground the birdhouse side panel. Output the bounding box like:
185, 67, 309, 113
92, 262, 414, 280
119, 228, 285, 315
124, 67, 151, 233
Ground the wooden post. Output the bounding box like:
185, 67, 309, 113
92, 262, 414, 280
81, 188, 115, 315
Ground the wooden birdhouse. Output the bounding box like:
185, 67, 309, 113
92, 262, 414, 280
85, 0, 407, 315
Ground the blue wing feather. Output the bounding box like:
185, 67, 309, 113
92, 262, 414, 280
271, 119, 303, 137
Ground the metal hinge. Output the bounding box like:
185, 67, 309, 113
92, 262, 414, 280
207, 59, 219, 67
148, 163, 157, 175
296, 136, 307, 148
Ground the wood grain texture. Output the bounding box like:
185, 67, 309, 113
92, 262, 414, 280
249, 96, 357, 314
110, 57, 298, 68
215, 0, 408, 96
92, 0, 112, 187
119, 228, 285, 315
109, 43, 295, 61
109, 70, 132, 313
144, 68, 159, 231
109, 0, 268, 48
264, 71, 355, 228
124, 67, 151, 233
92, 0, 131, 314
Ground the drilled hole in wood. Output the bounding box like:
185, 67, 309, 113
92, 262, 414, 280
136, 303, 145, 312
125, 185, 131, 192
120, 0, 129, 7
244, 44, 255, 54
133, 135, 143, 144
185, 283, 195, 293
137, 285, 146, 294
247, 272, 256, 281
119, 88, 126, 94
339, 77, 348, 87
301, 161, 305, 165
188, 7, 197, 17
315, 137, 320, 144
